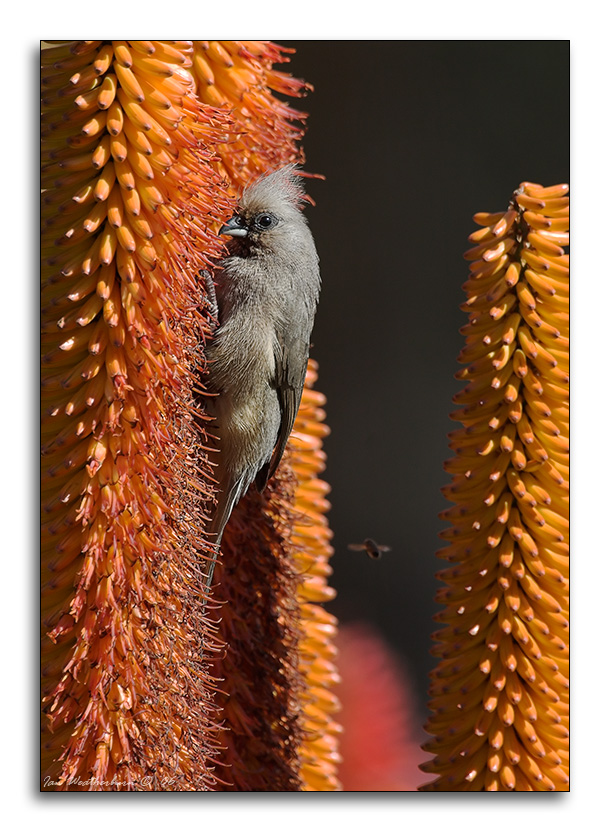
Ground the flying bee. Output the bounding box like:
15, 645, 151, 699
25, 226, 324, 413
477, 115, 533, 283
347, 538, 392, 560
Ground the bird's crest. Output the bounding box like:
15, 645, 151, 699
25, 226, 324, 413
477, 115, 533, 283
240, 165, 307, 214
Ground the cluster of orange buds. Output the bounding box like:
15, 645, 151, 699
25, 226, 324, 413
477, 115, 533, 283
421, 183, 569, 791
188, 40, 311, 188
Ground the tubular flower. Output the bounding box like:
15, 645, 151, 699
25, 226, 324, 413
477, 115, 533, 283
421, 183, 569, 791
41, 40, 337, 792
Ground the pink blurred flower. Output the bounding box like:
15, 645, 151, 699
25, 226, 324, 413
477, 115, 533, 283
335, 623, 433, 791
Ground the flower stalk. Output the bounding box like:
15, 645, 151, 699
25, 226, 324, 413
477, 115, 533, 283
421, 183, 569, 791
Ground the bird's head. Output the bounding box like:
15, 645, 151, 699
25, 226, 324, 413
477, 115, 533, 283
219, 165, 309, 255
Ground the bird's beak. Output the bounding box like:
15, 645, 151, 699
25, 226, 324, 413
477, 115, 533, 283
219, 216, 248, 237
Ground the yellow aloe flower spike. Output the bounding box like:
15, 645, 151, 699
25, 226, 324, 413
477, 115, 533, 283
421, 183, 569, 792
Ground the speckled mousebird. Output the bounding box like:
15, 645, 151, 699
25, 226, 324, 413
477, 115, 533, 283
202, 165, 321, 586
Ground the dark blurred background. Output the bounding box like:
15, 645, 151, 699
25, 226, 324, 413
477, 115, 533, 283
280, 41, 569, 729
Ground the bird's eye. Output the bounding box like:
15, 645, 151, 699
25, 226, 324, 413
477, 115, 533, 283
254, 213, 278, 230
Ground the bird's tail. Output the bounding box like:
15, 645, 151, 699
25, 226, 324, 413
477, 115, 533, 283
204, 475, 247, 591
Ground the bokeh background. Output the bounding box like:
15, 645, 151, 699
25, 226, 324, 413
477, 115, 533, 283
280, 41, 569, 740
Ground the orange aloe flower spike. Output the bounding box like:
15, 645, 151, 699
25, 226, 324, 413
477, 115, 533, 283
42, 40, 339, 792
42, 39, 235, 790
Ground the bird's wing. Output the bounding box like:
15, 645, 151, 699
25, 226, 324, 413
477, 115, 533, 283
255, 330, 309, 492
